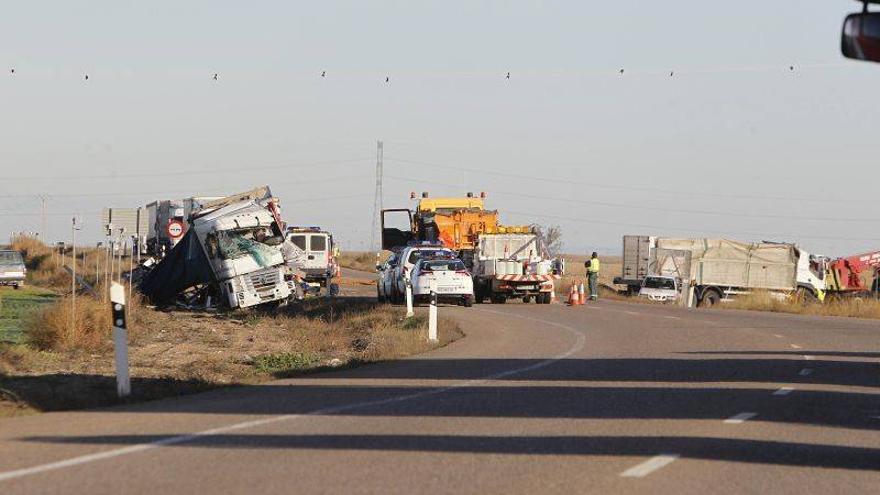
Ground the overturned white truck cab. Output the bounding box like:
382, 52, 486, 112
139, 186, 291, 309
193, 198, 291, 308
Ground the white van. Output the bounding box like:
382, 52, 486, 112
285, 227, 339, 290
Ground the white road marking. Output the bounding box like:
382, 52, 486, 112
773, 387, 795, 396
0, 309, 587, 484
663, 316, 680, 320
623, 311, 640, 316
620, 454, 680, 478
803, 355, 814, 361
789, 344, 802, 349
724, 412, 758, 424
772, 334, 783, 339
798, 368, 813, 376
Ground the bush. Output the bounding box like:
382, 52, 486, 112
723, 291, 880, 319
25, 295, 112, 351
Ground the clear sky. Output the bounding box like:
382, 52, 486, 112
1, 1, 878, 256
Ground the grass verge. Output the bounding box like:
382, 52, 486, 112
0, 287, 57, 344
720, 291, 880, 319
0, 297, 462, 416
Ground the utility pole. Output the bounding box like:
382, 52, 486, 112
38, 195, 48, 241
370, 140, 384, 253
70, 217, 78, 339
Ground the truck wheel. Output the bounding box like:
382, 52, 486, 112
522, 296, 531, 304
539, 292, 550, 304
462, 296, 473, 308
490, 294, 506, 304
700, 290, 720, 307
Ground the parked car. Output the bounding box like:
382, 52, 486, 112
638, 275, 679, 303
386, 245, 455, 303
0, 250, 26, 289
411, 257, 474, 307
376, 251, 401, 303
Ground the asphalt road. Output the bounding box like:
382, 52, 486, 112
0, 288, 878, 493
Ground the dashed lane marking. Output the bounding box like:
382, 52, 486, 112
798, 368, 813, 376
620, 454, 680, 478
663, 316, 680, 320
0, 309, 587, 484
772, 334, 783, 339
773, 387, 795, 396
724, 412, 758, 424
789, 344, 802, 349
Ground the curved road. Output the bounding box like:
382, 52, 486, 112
0, 288, 878, 493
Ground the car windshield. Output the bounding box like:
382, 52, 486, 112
643, 277, 676, 290
0, 251, 23, 265
421, 260, 466, 272
408, 249, 449, 264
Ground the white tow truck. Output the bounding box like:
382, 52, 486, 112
471, 230, 563, 304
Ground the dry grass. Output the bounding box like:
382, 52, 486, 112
10, 235, 119, 294
721, 291, 880, 319
337, 251, 386, 273
0, 298, 462, 415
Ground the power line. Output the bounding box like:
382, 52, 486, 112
384, 157, 876, 205
383, 174, 878, 223
1, 157, 371, 182
504, 210, 880, 244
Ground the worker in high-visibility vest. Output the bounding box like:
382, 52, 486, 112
585, 252, 600, 300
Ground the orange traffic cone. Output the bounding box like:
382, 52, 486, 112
578, 282, 586, 305
568, 284, 578, 306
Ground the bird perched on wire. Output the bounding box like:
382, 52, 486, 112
321, 71, 326, 77
84, 74, 89, 81
385, 76, 390, 83
789, 65, 794, 71
506, 71, 510, 79
213, 73, 219, 80
669, 71, 674, 77
619, 68, 625, 74
9, 68, 14, 75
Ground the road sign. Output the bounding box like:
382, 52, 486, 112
166, 219, 185, 239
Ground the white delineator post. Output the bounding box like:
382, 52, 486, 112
428, 280, 438, 342
110, 282, 131, 397
405, 276, 414, 318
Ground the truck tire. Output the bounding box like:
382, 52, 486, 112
490, 294, 507, 304
462, 296, 474, 307
700, 289, 720, 308
540, 292, 551, 304
522, 295, 531, 304
377, 285, 385, 303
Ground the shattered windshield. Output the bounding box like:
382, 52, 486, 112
214, 228, 279, 267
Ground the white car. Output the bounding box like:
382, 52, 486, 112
387, 245, 455, 303
411, 258, 474, 307
638, 275, 680, 303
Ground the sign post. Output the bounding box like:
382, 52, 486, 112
405, 277, 414, 318
110, 282, 131, 397
427, 280, 438, 342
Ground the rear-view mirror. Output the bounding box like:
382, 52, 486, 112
842, 12, 880, 62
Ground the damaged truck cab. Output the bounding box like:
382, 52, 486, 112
193, 197, 291, 309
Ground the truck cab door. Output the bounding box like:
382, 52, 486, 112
381, 209, 414, 250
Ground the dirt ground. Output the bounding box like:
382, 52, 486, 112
0, 296, 462, 417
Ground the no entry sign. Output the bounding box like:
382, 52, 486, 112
166, 219, 185, 239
